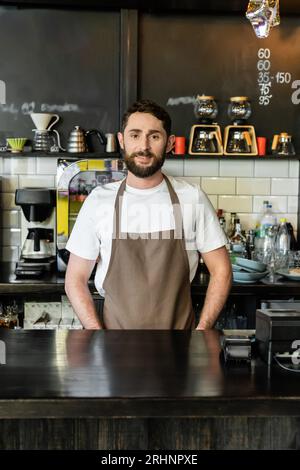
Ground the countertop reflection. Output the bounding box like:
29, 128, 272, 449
0, 330, 300, 407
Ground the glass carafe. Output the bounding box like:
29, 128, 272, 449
32, 129, 64, 152
228, 97, 251, 124
227, 130, 251, 153
276, 134, 295, 156
33, 130, 57, 152
193, 130, 216, 153
194, 95, 218, 123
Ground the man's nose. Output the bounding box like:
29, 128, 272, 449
139, 135, 150, 151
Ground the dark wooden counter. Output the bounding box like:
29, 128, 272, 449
0, 330, 300, 449
1, 262, 300, 296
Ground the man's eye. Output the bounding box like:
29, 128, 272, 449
130, 134, 139, 139
152, 134, 160, 140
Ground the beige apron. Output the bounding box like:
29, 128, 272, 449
102, 174, 195, 329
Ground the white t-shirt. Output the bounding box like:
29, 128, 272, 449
66, 175, 228, 296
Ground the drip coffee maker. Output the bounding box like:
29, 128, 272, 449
15, 188, 56, 278
224, 97, 258, 155
271, 132, 296, 156
30, 113, 65, 152
188, 95, 223, 155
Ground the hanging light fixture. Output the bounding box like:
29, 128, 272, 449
246, 0, 280, 39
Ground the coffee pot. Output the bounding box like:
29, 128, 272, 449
271, 132, 296, 156
189, 94, 223, 155
30, 113, 65, 152
67, 126, 107, 153
192, 129, 221, 153
227, 130, 252, 153
21, 228, 54, 260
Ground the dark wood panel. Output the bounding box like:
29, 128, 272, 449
0, 417, 299, 450
1, 1, 300, 16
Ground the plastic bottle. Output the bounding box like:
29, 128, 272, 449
229, 220, 247, 260
260, 203, 277, 237
275, 218, 291, 255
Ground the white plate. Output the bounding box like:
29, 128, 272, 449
276, 270, 300, 281
235, 257, 267, 273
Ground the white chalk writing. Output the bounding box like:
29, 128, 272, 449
166, 96, 197, 106
0, 101, 81, 114
0, 80, 6, 104
291, 80, 300, 104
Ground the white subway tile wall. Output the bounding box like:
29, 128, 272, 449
236, 177, 270, 195
289, 160, 299, 177
19, 175, 55, 188
36, 157, 58, 175
184, 159, 219, 176
0, 157, 298, 261
201, 177, 235, 195
271, 178, 299, 196
164, 158, 299, 241
254, 160, 289, 177
219, 160, 254, 177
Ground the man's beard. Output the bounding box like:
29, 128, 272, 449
124, 149, 166, 178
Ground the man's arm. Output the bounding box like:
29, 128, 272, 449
65, 253, 102, 329
196, 246, 232, 330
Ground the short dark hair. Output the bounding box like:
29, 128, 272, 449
121, 99, 172, 136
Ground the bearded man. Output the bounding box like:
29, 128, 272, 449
65, 99, 232, 329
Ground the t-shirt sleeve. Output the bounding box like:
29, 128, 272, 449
195, 187, 228, 253
66, 193, 100, 260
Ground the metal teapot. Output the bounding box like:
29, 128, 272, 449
67, 126, 107, 153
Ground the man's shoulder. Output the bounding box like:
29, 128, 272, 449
167, 175, 211, 205
167, 176, 201, 195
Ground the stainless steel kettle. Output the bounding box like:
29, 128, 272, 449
67, 126, 106, 153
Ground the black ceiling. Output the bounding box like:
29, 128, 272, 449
0, 0, 299, 15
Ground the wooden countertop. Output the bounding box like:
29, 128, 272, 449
0, 329, 300, 419
1, 262, 300, 295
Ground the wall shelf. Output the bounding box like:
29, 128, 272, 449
0, 151, 121, 159
2, 152, 300, 160
166, 154, 300, 160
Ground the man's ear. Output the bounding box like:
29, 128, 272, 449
117, 132, 124, 150
166, 134, 175, 153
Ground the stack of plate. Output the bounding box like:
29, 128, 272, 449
232, 257, 268, 284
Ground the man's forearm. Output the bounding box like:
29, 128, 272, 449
65, 281, 102, 329
196, 272, 232, 329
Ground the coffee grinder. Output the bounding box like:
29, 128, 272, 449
224, 96, 258, 155
188, 95, 223, 155
15, 188, 56, 277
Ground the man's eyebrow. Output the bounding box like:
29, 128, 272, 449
128, 129, 163, 134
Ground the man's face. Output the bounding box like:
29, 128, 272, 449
118, 112, 175, 178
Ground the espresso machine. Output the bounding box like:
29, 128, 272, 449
15, 188, 56, 277
188, 95, 223, 155
223, 96, 258, 155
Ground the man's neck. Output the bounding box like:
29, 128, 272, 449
126, 170, 164, 189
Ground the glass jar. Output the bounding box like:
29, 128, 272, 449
228, 96, 251, 124
0, 307, 19, 329
194, 95, 218, 123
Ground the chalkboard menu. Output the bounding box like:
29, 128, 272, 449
0, 8, 120, 150
139, 13, 300, 153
